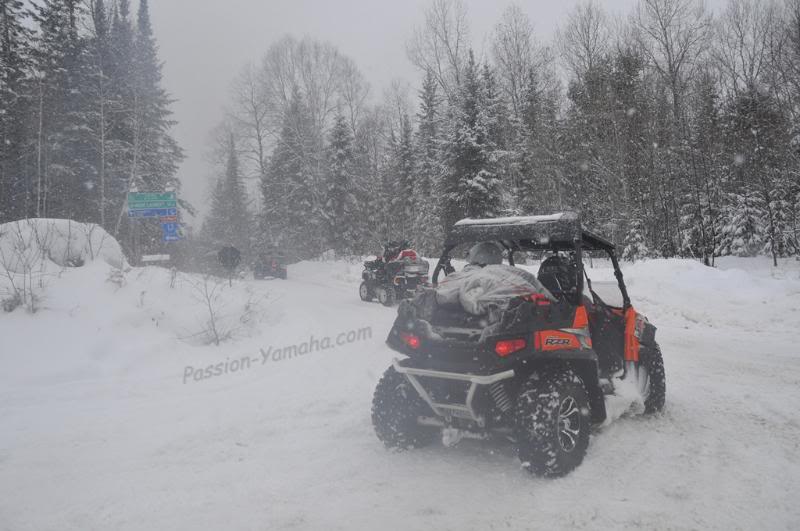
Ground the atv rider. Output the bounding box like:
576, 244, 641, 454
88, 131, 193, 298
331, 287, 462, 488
383, 240, 411, 278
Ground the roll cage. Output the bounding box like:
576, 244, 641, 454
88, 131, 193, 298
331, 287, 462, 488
432, 212, 631, 308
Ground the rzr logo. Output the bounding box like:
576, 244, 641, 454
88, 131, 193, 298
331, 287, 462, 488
544, 337, 571, 346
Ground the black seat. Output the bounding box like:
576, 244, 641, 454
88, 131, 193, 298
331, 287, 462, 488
537, 255, 577, 300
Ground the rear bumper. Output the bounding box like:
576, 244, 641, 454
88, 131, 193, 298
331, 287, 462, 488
392, 358, 514, 427
392, 358, 514, 384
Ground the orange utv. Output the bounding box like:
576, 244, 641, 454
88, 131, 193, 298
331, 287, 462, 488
372, 212, 665, 477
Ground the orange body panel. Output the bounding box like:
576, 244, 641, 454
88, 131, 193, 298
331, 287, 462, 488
537, 330, 582, 351
624, 307, 641, 362
572, 305, 589, 329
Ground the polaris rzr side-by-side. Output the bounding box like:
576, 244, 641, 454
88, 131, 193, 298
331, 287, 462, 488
360, 241, 430, 306
371, 213, 665, 477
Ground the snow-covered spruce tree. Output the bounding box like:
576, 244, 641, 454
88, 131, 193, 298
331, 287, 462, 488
387, 113, 415, 240
203, 133, 251, 255
722, 89, 792, 265
560, 57, 618, 229
0, 0, 31, 223
29, 0, 94, 221
716, 190, 765, 257
125, 0, 184, 251
85, 0, 116, 229
350, 108, 386, 254
622, 215, 650, 262
412, 70, 444, 255
104, 0, 135, 235
515, 67, 563, 217
325, 113, 360, 255
480, 63, 509, 193
262, 87, 320, 258
440, 50, 504, 232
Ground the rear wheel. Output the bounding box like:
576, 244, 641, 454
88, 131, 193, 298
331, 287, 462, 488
372, 366, 437, 450
377, 286, 396, 306
359, 281, 373, 301
638, 343, 666, 414
515, 369, 591, 477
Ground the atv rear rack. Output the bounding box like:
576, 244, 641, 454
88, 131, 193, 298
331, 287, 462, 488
392, 359, 515, 427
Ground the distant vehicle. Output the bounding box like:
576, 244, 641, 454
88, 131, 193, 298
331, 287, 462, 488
360, 240, 429, 306
253, 250, 287, 280
371, 213, 665, 477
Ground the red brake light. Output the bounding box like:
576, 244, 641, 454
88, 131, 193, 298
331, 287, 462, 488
495, 338, 526, 357
400, 332, 421, 349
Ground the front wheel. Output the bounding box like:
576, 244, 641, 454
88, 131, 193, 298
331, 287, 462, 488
372, 366, 437, 450
515, 369, 592, 477
376, 286, 396, 306
638, 343, 666, 414
359, 281, 373, 301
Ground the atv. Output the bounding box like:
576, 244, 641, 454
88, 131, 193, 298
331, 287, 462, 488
253, 250, 288, 280
360, 241, 430, 306
371, 213, 665, 477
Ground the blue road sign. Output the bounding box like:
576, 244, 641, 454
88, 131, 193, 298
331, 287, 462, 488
161, 221, 183, 242
128, 207, 178, 218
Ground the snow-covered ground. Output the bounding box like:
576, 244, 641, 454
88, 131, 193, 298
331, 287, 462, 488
1, 252, 799, 530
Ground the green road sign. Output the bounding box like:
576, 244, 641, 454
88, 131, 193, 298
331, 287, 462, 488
128, 192, 177, 210
128, 200, 177, 209
128, 192, 176, 202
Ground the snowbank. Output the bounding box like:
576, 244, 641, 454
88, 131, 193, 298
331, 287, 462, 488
0, 218, 126, 273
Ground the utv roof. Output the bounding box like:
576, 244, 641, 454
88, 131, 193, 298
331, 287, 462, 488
447, 212, 615, 252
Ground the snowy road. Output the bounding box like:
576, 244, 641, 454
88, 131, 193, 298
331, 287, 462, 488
1, 258, 799, 530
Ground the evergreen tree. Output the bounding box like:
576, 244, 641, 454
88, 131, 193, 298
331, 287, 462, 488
86, 0, 115, 228
723, 89, 792, 265
106, 0, 135, 234
622, 215, 650, 262
115, 0, 184, 251
388, 113, 415, 238
717, 190, 765, 257
0, 0, 30, 222
516, 67, 562, 216
29, 0, 92, 220
325, 112, 359, 253
262, 87, 319, 257
203, 133, 250, 253
413, 70, 444, 255
441, 50, 504, 232
132, 0, 182, 195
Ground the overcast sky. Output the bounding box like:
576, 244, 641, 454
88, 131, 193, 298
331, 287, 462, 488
147, 0, 647, 222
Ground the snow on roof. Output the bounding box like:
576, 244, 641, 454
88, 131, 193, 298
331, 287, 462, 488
453, 212, 578, 227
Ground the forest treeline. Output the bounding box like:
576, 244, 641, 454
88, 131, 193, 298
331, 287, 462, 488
0, 0, 182, 250
2, 1, 799, 266
205, 0, 800, 265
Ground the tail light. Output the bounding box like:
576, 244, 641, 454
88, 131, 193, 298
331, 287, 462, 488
495, 338, 526, 357
400, 332, 421, 349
